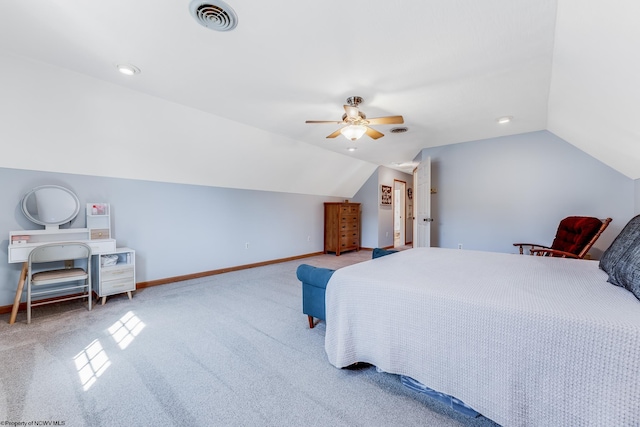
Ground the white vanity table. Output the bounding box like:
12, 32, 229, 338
8, 186, 134, 324
8, 228, 116, 264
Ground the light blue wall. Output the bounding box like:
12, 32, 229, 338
3, 130, 630, 307
0, 167, 342, 307
352, 172, 379, 249
352, 166, 413, 249
419, 131, 634, 257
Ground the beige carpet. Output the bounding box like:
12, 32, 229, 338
0, 249, 499, 426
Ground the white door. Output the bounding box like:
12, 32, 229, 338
414, 157, 432, 247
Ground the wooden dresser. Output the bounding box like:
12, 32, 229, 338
324, 202, 361, 256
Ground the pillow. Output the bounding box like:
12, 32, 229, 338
608, 234, 640, 301
600, 215, 640, 286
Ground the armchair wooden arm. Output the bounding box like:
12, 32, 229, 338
513, 243, 551, 255
529, 248, 580, 258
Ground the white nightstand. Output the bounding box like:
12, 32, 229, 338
93, 247, 136, 305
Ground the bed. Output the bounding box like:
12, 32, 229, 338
324, 247, 640, 427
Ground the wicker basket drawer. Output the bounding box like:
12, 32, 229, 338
91, 229, 110, 239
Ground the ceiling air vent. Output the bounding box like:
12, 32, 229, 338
189, 0, 238, 32
390, 127, 409, 134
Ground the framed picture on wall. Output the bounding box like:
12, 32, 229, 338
381, 185, 392, 206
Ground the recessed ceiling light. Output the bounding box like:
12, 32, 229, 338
497, 116, 512, 124
116, 64, 141, 76
347, 147, 357, 152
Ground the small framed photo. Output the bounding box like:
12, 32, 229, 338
381, 185, 392, 206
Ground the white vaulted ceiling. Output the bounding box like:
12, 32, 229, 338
0, 0, 638, 197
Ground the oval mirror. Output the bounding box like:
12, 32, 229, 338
21, 185, 80, 228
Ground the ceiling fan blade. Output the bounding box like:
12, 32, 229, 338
326, 128, 343, 139
306, 120, 343, 124
366, 115, 404, 125
365, 126, 384, 140
344, 105, 360, 119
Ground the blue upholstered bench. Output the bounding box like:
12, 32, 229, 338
297, 248, 398, 328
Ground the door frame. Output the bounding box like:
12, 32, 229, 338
414, 158, 432, 247
393, 179, 407, 247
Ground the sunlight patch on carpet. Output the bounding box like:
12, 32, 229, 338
73, 339, 111, 391
108, 311, 145, 350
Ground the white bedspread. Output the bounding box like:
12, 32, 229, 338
325, 248, 640, 427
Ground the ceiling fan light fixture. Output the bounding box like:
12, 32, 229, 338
306, 95, 403, 141
341, 125, 367, 141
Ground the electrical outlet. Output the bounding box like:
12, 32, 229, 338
458, 243, 463, 249
386, 231, 389, 237
245, 242, 249, 249
307, 235, 311, 242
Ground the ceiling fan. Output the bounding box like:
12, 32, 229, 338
306, 96, 404, 141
